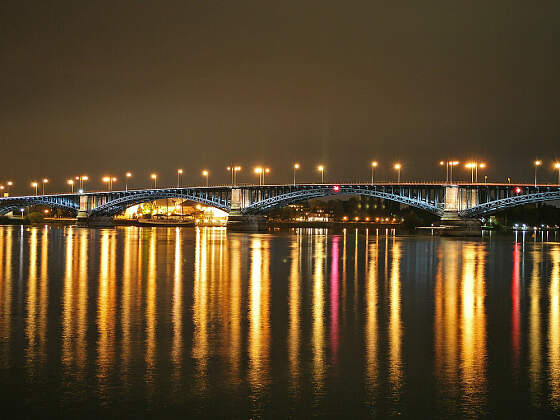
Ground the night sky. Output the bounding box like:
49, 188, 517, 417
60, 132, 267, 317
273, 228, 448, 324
2, 1, 559, 192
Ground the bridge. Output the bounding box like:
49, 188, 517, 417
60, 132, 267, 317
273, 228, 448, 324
0, 182, 559, 228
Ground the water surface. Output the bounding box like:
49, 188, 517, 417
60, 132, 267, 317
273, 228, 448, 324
0, 225, 559, 418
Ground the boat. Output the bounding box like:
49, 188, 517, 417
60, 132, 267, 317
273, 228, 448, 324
137, 215, 195, 227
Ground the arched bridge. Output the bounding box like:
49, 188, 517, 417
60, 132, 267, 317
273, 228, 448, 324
0, 195, 80, 216
0, 183, 558, 221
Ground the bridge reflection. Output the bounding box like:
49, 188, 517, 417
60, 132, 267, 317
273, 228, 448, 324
1, 226, 560, 415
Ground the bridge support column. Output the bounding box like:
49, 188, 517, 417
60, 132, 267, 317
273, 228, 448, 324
226, 188, 267, 231
76, 195, 114, 227
439, 186, 481, 236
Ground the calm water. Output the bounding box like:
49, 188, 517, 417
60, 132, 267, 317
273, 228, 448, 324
0, 225, 559, 418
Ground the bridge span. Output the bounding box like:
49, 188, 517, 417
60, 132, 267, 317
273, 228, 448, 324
1, 182, 559, 227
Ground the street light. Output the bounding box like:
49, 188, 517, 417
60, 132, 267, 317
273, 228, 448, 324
449, 161, 459, 183
227, 166, 241, 185
76, 175, 88, 190
477, 163, 486, 183
555, 162, 560, 185
371, 161, 378, 184
125, 172, 132, 191
254, 167, 269, 185
6, 181, 12, 195
465, 163, 476, 183
254, 167, 262, 185
439, 161, 447, 182
102, 176, 114, 191
202, 170, 209, 187
20, 208, 24, 219
317, 165, 325, 183
465, 162, 486, 183
67, 179, 74, 193
177, 169, 183, 188
42, 178, 48, 195
394, 163, 402, 183
151, 173, 158, 189
31, 182, 38, 196
293, 163, 300, 185
440, 160, 459, 183
534, 160, 542, 187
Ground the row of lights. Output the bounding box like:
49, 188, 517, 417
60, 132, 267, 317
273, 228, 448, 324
4, 159, 560, 195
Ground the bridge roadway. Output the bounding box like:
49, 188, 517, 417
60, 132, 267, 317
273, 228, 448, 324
0, 182, 559, 223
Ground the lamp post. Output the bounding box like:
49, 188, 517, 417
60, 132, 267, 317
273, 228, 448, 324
67, 179, 74, 193
202, 170, 209, 187
555, 162, 560, 185
103, 176, 115, 191
293, 163, 300, 185
42, 178, 48, 195
20, 208, 24, 219
151, 173, 158, 189
6, 181, 12, 195
534, 160, 542, 187
254, 167, 263, 185
317, 165, 325, 183
440, 160, 459, 183
476, 163, 486, 183
394, 163, 401, 183
448, 161, 459, 184
227, 166, 241, 185
177, 169, 183, 188
371, 161, 378, 184
440, 161, 448, 183
466, 163, 475, 183
76, 175, 88, 191
31, 182, 38, 196
125, 172, 132, 191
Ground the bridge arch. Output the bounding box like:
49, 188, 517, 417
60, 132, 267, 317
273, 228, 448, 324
460, 191, 560, 218
241, 186, 443, 215
0, 196, 79, 216
89, 190, 230, 217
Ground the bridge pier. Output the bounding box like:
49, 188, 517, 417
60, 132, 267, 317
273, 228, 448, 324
226, 213, 267, 231
76, 213, 114, 227
439, 186, 481, 236
226, 188, 267, 231
76, 195, 114, 227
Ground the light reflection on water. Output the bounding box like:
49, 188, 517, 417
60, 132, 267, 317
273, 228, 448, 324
0, 225, 560, 417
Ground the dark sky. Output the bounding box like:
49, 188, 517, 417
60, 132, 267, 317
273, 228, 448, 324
1, 1, 559, 192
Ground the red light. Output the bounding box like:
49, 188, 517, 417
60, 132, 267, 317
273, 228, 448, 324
514, 187, 522, 194
332, 185, 340, 192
